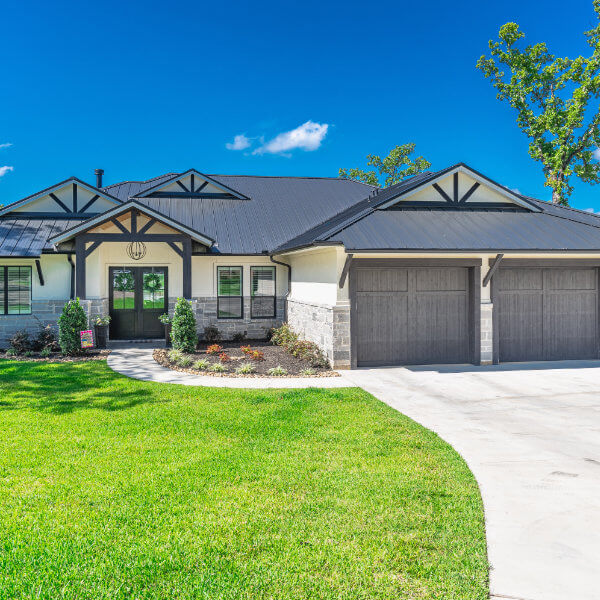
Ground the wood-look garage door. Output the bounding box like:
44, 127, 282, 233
495, 267, 599, 362
353, 267, 471, 366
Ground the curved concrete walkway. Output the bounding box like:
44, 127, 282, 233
107, 348, 600, 600
107, 348, 351, 388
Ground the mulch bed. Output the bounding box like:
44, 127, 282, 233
0, 350, 111, 363
154, 340, 338, 378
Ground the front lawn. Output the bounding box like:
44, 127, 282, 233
0, 360, 487, 599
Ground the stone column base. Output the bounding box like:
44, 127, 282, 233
480, 301, 493, 364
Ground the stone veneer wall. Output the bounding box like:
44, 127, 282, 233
167, 296, 285, 341
286, 298, 351, 369
480, 301, 493, 364
0, 298, 109, 348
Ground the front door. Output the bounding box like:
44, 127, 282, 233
109, 266, 168, 339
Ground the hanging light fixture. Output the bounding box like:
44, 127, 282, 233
126, 241, 147, 260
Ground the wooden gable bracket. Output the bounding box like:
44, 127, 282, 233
35, 259, 45, 286
339, 254, 354, 288
48, 183, 105, 215
483, 253, 504, 287
433, 172, 481, 204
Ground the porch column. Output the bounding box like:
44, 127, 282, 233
182, 237, 192, 299
75, 237, 86, 299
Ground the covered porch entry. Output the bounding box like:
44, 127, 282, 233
50, 201, 214, 340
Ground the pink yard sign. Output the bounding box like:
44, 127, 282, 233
80, 329, 94, 349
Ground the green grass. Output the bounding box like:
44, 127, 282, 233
0, 361, 488, 599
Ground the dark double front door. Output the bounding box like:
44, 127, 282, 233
109, 266, 168, 339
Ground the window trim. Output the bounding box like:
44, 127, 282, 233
250, 265, 276, 319
217, 265, 243, 320
1, 265, 32, 316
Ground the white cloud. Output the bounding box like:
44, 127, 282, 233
584, 208, 595, 213
594, 148, 600, 160
0, 143, 12, 150
226, 134, 251, 151
0, 166, 14, 177
253, 121, 329, 155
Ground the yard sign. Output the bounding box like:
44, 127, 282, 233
80, 329, 94, 349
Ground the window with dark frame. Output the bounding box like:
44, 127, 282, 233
0, 266, 32, 315
250, 266, 276, 318
217, 266, 243, 319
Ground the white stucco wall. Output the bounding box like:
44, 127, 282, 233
0, 254, 71, 299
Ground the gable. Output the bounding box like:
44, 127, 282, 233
379, 166, 539, 211
134, 169, 249, 199
88, 212, 180, 235
0, 179, 120, 217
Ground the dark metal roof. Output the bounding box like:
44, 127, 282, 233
0, 218, 86, 257
326, 208, 600, 251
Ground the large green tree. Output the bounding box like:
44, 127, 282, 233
339, 143, 431, 187
477, 2, 600, 205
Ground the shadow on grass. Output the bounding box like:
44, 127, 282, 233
0, 360, 169, 414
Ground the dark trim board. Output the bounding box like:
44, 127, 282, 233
499, 259, 600, 267
351, 258, 482, 268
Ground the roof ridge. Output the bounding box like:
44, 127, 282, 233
103, 172, 180, 189
210, 174, 377, 186
527, 196, 600, 218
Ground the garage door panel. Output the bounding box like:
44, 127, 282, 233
544, 268, 596, 290
497, 268, 543, 291
543, 292, 597, 360
416, 268, 467, 292
497, 267, 598, 362
498, 292, 543, 362
356, 293, 408, 366
355, 268, 408, 292
414, 293, 469, 363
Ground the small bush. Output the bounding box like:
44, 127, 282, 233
58, 299, 88, 356
170, 298, 197, 353
40, 347, 52, 358
178, 355, 193, 367
5, 348, 17, 357
250, 350, 264, 361
167, 348, 183, 363
204, 325, 221, 343
33, 325, 59, 352
208, 363, 227, 373
240, 345, 252, 355
23, 350, 35, 358
267, 365, 288, 377
236, 362, 256, 374
300, 368, 315, 376
219, 352, 231, 363
206, 344, 222, 355
270, 323, 329, 368
8, 330, 31, 354
193, 358, 211, 371
232, 331, 247, 342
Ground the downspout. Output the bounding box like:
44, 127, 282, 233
67, 254, 75, 299
269, 255, 291, 321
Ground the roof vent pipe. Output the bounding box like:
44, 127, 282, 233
95, 169, 104, 188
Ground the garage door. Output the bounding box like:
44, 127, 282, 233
495, 267, 599, 362
353, 267, 471, 366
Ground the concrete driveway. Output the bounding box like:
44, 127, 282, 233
343, 361, 600, 600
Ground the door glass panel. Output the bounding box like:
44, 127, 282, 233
113, 269, 135, 310
142, 271, 165, 309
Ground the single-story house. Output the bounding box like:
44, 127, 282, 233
2, 163, 600, 368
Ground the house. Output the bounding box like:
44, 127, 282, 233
2, 163, 600, 368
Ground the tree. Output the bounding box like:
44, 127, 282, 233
477, 3, 600, 205
339, 143, 431, 187
170, 298, 197, 352
58, 298, 88, 355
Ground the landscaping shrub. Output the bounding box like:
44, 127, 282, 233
203, 325, 221, 343
232, 331, 247, 342
58, 299, 88, 355
250, 350, 264, 361
33, 325, 59, 352
208, 363, 227, 373
170, 298, 197, 353
240, 345, 252, 355
8, 330, 32, 354
206, 344, 222, 355
300, 368, 315, 376
236, 362, 255, 374
40, 347, 52, 358
219, 352, 231, 363
267, 365, 288, 376
167, 349, 183, 363
193, 358, 210, 371
178, 355, 193, 367
270, 323, 329, 368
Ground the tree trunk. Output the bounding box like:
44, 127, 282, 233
552, 189, 562, 204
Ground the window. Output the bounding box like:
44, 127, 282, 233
250, 266, 275, 318
217, 266, 243, 318
112, 268, 135, 310
0, 266, 32, 315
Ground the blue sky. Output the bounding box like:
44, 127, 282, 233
1, 0, 600, 210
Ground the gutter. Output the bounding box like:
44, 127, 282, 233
269, 255, 291, 321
